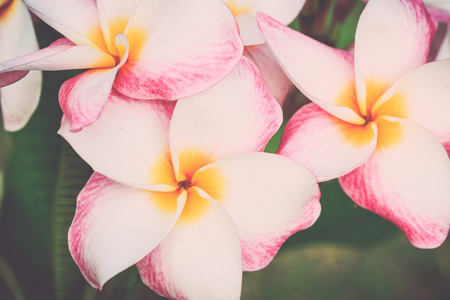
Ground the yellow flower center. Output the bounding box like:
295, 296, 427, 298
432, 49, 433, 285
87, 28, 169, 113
0, 0, 16, 22
225, 0, 251, 17
336, 80, 408, 149
149, 148, 226, 224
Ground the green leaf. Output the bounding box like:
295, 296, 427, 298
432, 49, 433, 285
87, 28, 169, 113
4, 70, 66, 270
0, 255, 25, 300
336, 1, 365, 49
0, 126, 12, 216
282, 180, 398, 250
53, 142, 92, 300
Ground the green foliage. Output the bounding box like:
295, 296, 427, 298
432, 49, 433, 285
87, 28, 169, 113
52, 142, 92, 300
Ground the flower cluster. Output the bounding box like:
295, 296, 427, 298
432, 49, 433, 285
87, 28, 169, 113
1, 0, 450, 298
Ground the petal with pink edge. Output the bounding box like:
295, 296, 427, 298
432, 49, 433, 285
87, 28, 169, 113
339, 117, 450, 249
258, 13, 364, 124
278, 103, 378, 182
24, 0, 107, 50
170, 57, 282, 163
137, 190, 242, 300
192, 152, 321, 271
58, 34, 129, 131
114, 0, 243, 100
69, 173, 187, 289
0, 0, 41, 131
58, 91, 176, 191
355, 0, 436, 94
374, 60, 450, 155
0, 38, 115, 87
244, 43, 292, 106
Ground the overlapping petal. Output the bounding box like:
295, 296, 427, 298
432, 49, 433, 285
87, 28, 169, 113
23, 0, 106, 50
278, 103, 378, 181
258, 13, 365, 124
0, 38, 115, 86
355, 0, 436, 97
59, 34, 129, 131
58, 91, 176, 190
0, 0, 41, 131
339, 118, 450, 248
244, 43, 292, 105
137, 191, 242, 300
69, 173, 187, 289
169, 57, 281, 163
114, 0, 243, 100
374, 60, 450, 154
193, 152, 320, 271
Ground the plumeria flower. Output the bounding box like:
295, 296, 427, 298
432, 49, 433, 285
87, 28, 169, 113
0, 0, 41, 131
258, 0, 450, 248
59, 58, 321, 299
0, 0, 243, 132
223, 0, 306, 105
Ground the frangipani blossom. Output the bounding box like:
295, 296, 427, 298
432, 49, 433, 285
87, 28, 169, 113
259, 0, 450, 248
0, 0, 243, 132
59, 58, 321, 298
224, 0, 306, 105
0, 0, 41, 131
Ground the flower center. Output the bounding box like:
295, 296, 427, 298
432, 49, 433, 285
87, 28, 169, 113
177, 180, 192, 190
0, 0, 14, 20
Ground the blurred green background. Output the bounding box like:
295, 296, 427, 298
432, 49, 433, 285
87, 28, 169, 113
1, 0, 450, 299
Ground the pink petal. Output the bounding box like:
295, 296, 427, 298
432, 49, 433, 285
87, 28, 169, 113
258, 12, 365, 124
113, 0, 243, 100
59, 34, 129, 131
169, 57, 282, 163
235, 14, 266, 46
425, 1, 450, 23
339, 118, 450, 248
58, 91, 176, 190
374, 60, 450, 155
244, 43, 292, 106
278, 103, 378, 181
0, 38, 115, 87
24, 0, 107, 50
137, 189, 242, 299
0, 0, 41, 131
355, 0, 437, 95
69, 173, 186, 289
192, 152, 320, 271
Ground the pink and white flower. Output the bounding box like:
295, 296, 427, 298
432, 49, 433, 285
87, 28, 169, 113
0, 0, 41, 131
223, 0, 306, 105
259, 0, 450, 248
59, 58, 321, 298
424, 0, 450, 60
0, 0, 243, 132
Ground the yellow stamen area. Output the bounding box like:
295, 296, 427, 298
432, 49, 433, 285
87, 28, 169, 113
149, 148, 225, 224
375, 118, 403, 150
336, 120, 375, 148
192, 165, 226, 203
86, 18, 147, 66
149, 151, 178, 187
177, 188, 211, 224
363, 79, 389, 116
335, 80, 360, 116
225, 0, 251, 16
177, 148, 216, 182
372, 91, 408, 120
0, 0, 17, 22
334, 79, 407, 149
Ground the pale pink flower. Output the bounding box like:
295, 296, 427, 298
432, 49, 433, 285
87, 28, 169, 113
259, 0, 450, 248
59, 58, 321, 298
0, 0, 243, 132
0, 0, 41, 131
223, 0, 306, 105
